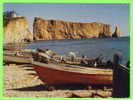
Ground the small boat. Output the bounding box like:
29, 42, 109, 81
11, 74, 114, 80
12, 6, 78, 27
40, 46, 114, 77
32, 61, 113, 85
4, 49, 34, 64
4, 55, 33, 64
112, 53, 129, 97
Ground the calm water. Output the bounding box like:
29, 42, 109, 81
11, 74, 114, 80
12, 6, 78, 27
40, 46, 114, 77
26, 37, 129, 65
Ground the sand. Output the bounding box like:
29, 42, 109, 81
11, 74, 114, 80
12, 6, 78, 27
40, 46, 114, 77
4, 64, 112, 98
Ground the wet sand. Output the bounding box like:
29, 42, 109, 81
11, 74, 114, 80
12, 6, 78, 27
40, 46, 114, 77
4, 64, 112, 98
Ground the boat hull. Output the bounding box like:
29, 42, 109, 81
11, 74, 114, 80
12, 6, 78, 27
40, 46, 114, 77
32, 62, 112, 85
4, 55, 32, 64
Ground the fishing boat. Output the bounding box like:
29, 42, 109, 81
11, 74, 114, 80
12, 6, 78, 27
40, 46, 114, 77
4, 55, 33, 64
4, 49, 34, 64
32, 61, 113, 85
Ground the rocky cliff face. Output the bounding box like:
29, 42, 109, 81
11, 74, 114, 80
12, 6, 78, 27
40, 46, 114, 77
33, 17, 112, 40
4, 17, 33, 43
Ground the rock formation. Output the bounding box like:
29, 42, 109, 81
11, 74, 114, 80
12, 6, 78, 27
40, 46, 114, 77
4, 17, 121, 43
112, 26, 122, 37
4, 17, 33, 44
33, 17, 112, 40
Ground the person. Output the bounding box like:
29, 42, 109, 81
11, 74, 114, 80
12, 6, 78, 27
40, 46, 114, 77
60, 56, 66, 63
69, 52, 76, 62
94, 62, 97, 67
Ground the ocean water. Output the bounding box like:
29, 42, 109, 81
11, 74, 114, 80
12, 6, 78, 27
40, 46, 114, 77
26, 37, 129, 65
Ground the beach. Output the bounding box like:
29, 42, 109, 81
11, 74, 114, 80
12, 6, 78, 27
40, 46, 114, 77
3, 4, 129, 98
4, 63, 112, 98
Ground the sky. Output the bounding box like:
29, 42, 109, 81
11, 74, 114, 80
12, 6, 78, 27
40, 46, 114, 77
4, 4, 129, 36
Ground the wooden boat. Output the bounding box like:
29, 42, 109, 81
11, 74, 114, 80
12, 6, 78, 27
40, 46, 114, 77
112, 53, 129, 97
32, 61, 113, 85
4, 55, 33, 64
4, 49, 34, 64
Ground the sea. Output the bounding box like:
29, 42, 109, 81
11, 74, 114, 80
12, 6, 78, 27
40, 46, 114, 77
26, 37, 129, 65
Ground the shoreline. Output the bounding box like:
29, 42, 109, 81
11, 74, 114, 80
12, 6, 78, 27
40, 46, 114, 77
4, 36, 129, 45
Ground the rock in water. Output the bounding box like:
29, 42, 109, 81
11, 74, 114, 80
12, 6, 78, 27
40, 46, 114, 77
4, 17, 33, 43
33, 17, 112, 40
112, 25, 122, 37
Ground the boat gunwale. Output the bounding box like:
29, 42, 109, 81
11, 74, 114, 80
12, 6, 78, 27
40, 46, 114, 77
32, 61, 113, 75
4, 55, 32, 58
